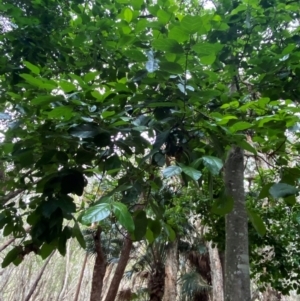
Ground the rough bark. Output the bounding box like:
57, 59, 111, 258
101, 264, 115, 298
24, 251, 54, 301
224, 146, 251, 301
74, 253, 88, 301
104, 235, 132, 301
162, 240, 178, 301
207, 242, 224, 301
90, 226, 107, 301
149, 265, 165, 301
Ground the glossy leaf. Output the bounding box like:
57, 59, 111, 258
162, 165, 182, 178
178, 163, 202, 181
202, 156, 223, 175
69, 124, 100, 138
81, 203, 111, 225
112, 202, 135, 232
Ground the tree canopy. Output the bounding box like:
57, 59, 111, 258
1, 0, 300, 297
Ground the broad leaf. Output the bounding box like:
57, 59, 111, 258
81, 203, 111, 225
180, 15, 203, 34
69, 124, 100, 138
178, 163, 202, 181
160, 62, 183, 74
133, 210, 148, 240
112, 202, 135, 232
162, 166, 182, 178
247, 209, 266, 236
23, 61, 40, 74
2, 247, 21, 268
258, 183, 274, 199
152, 39, 183, 53
269, 183, 298, 199
230, 122, 253, 133
202, 156, 223, 175
211, 195, 234, 215
73, 221, 86, 249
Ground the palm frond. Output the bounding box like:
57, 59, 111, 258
180, 271, 212, 300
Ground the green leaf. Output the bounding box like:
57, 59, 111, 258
122, 7, 133, 23
81, 203, 111, 225
102, 111, 115, 118
57, 195, 77, 213
192, 43, 223, 55
178, 163, 202, 181
123, 50, 147, 62
84, 71, 100, 83
258, 183, 274, 199
133, 210, 148, 240
157, 9, 171, 24
211, 195, 234, 215
230, 122, 253, 133
202, 156, 223, 175
23, 61, 40, 74
247, 209, 266, 236
236, 140, 257, 155
19, 74, 46, 88
112, 202, 135, 232
168, 26, 189, 43
160, 62, 183, 74
31, 95, 64, 106
164, 223, 176, 241
285, 195, 296, 206
162, 166, 182, 178
180, 15, 203, 34
152, 39, 183, 53
294, 212, 300, 225
47, 106, 73, 120
2, 247, 21, 268
60, 81, 76, 93
73, 221, 86, 248
3, 223, 13, 236
200, 54, 216, 65
39, 243, 56, 260
69, 124, 100, 138
145, 228, 154, 243
269, 183, 298, 199
91, 91, 104, 101
147, 219, 161, 239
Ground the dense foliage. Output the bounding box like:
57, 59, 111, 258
1, 0, 300, 295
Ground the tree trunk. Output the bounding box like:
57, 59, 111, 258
224, 146, 251, 301
163, 240, 178, 301
149, 265, 165, 301
74, 253, 88, 301
90, 226, 107, 301
24, 251, 54, 301
104, 235, 132, 301
207, 242, 224, 301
